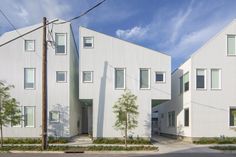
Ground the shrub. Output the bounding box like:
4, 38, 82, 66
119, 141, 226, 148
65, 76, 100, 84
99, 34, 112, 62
210, 146, 236, 150
2, 137, 69, 144
93, 138, 151, 145
193, 137, 236, 144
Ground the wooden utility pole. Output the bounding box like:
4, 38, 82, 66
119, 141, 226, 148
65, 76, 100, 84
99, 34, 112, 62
42, 17, 48, 150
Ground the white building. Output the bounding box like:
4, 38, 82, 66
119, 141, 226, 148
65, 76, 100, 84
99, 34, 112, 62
79, 27, 171, 138
157, 19, 236, 140
0, 19, 80, 138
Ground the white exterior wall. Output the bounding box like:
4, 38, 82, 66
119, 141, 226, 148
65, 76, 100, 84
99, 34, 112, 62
158, 19, 236, 138
79, 27, 171, 138
0, 20, 79, 137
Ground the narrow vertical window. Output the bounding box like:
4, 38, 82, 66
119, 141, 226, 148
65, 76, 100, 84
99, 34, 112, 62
25, 40, 35, 51
183, 72, 189, 92
115, 68, 125, 89
180, 76, 183, 94
140, 68, 150, 89
83, 37, 94, 48
184, 108, 189, 127
230, 108, 236, 126
227, 35, 236, 55
168, 111, 175, 127
55, 33, 66, 54
24, 68, 35, 89
196, 69, 206, 89
24, 106, 35, 127
211, 69, 221, 89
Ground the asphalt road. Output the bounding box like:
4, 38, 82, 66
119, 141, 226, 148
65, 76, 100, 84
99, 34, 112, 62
0, 153, 236, 157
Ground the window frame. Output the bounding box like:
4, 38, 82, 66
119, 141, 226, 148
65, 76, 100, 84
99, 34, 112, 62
139, 68, 151, 90
82, 71, 93, 83
227, 34, 236, 56
210, 69, 222, 90
56, 71, 67, 83
24, 68, 36, 90
55, 33, 67, 55
167, 111, 175, 127
114, 68, 126, 90
23, 106, 35, 128
196, 69, 207, 90
49, 111, 60, 123
155, 71, 166, 83
24, 40, 35, 52
83, 36, 94, 48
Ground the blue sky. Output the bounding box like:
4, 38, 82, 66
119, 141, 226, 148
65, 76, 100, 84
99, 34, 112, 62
1, 0, 236, 70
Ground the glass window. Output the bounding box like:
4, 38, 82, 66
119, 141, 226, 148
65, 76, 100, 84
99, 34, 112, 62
25, 40, 35, 51
227, 35, 235, 55
83, 37, 94, 48
184, 108, 189, 127
49, 111, 60, 123
155, 72, 165, 83
230, 108, 236, 126
56, 71, 67, 82
211, 69, 221, 89
24, 68, 35, 89
183, 72, 189, 92
115, 68, 125, 89
140, 68, 150, 89
83, 71, 93, 83
180, 76, 183, 94
55, 33, 66, 54
196, 69, 205, 89
168, 111, 175, 127
24, 106, 35, 127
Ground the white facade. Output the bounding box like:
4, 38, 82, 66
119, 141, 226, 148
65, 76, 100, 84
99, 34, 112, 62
0, 20, 80, 137
79, 27, 171, 138
157, 19, 236, 139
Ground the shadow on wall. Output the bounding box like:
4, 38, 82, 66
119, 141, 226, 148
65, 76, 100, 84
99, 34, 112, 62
48, 104, 69, 137
96, 61, 108, 137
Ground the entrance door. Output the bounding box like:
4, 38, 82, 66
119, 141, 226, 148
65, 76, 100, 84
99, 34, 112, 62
82, 107, 88, 134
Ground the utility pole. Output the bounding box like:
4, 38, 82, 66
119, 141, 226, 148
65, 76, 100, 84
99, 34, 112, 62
42, 17, 48, 150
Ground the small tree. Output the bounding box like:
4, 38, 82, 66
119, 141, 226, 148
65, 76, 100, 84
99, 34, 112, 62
0, 82, 21, 147
113, 90, 139, 148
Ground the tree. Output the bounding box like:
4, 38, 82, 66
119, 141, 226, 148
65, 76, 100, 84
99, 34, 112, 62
113, 90, 139, 148
0, 82, 21, 147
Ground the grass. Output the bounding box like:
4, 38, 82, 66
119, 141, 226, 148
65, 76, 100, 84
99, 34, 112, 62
93, 138, 151, 145
210, 146, 236, 151
193, 137, 236, 144
0, 145, 158, 152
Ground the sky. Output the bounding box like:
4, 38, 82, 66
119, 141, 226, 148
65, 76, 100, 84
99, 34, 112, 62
1, 0, 236, 70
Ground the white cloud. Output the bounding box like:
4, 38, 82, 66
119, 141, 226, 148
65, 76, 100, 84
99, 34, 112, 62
116, 26, 149, 41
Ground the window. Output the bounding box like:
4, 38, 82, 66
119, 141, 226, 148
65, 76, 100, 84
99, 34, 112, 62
180, 72, 189, 93
227, 35, 236, 55
230, 108, 236, 126
82, 71, 93, 83
24, 106, 35, 127
115, 68, 125, 89
55, 33, 66, 54
168, 111, 175, 127
49, 111, 60, 123
83, 37, 94, 48
25, 40, 35, 51
24, 68, 35, 89
184, 108, 189, 127
56, 71, 67, 82
155, 72, 165, 83
196, 69, 206, 89
211, 69, 221, 89
140, 68, 150, 89
180, 76, 183, 94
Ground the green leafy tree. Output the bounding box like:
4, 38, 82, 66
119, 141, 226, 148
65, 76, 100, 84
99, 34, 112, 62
113, 90, 139, 148
0, 82, 21, 147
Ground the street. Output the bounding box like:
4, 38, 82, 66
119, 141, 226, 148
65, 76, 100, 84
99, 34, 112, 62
0, 153, 236, 157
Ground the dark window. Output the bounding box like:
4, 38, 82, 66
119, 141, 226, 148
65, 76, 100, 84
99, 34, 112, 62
184, 108, 189, 127
230, 108, 236, 126
184, 82, 189, 92
156, 72, 165, 82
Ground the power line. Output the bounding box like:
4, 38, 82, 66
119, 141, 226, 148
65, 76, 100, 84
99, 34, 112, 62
0, 8, 25, 40
53, 0, 106, 25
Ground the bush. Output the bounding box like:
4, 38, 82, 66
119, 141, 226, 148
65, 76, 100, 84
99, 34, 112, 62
2, 137, 69, 144
193, 137, 236, 144
93, 138, 151, 145
210, 146, 236, 150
